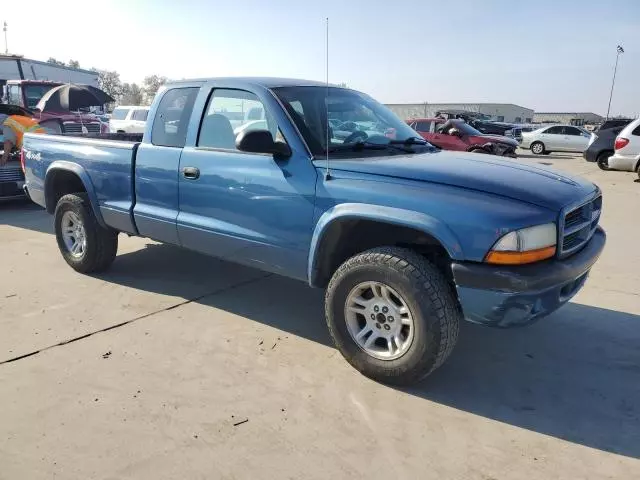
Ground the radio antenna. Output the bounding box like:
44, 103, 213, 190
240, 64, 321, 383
324, 17, 331, 181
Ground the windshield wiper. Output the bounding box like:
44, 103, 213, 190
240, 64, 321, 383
329, 140, 417, 154
388, 136, 428, 145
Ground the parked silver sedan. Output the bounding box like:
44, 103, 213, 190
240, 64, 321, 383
520, 125, 593, 154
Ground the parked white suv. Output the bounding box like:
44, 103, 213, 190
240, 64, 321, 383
109, 106, 150, 134
609, 118, 640, 178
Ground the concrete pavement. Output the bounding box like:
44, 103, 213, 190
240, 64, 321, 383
1, 153, 639, 479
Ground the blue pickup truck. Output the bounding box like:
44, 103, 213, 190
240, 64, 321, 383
23, 78, 605, 384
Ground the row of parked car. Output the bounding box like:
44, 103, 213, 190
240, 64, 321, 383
406, 111, 640, 180
582, 118, 640, 177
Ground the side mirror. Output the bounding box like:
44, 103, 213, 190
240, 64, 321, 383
236, 129, 291, 159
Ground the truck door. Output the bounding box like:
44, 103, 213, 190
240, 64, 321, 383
132, 87, 199, 244
176, 86, 317, 281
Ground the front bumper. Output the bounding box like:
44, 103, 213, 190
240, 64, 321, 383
452, 227, 606, 327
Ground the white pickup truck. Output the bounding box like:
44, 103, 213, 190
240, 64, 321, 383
109, 106, 150, 134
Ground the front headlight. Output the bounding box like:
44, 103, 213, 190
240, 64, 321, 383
485, 223, 556, 265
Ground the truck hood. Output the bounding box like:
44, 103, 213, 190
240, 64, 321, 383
315, 151, 596, 211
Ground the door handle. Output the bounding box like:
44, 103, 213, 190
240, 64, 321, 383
182, 166, 200, 180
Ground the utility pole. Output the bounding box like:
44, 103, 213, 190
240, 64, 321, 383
605, 45, 624, 120
3, 22, 7, 54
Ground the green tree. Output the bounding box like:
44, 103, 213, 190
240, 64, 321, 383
92, 69, 123, 100
68, 59, 80, 68
46, 57, 66, 66
120, 82, 144, 105
142, 75, 168, 104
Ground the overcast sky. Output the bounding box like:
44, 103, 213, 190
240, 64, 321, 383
3, 0, 639, 116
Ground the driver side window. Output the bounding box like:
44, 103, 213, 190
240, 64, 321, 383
198, 89, 283, 151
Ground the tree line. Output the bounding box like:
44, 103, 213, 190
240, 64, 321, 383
47, 58, 167, 106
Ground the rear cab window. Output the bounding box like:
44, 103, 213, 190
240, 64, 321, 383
632, 124, 640, 136
111, 108, 130, 120
151, 87, 199, 147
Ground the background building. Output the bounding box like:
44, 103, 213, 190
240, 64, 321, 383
532, 112, 604, 126
386, 103, 534, 124
0, 55, 99, 103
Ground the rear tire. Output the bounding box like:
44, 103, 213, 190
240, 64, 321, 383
54, 193, 118, 273
325, 247, 461, 385
530, 141, 545, 155
596, 151, 613, 170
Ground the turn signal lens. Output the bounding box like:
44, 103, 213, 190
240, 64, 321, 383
485, 223, 557, 265
486, 246, 556, 265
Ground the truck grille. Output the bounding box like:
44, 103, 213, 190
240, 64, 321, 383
62, 122, 101, 134
560, 194, 602, 257
0, 166, 24, 182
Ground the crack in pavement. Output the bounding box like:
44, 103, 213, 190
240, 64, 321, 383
0, 273, 273, 366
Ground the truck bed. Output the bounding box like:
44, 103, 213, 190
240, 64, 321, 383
22, 132, 141, 233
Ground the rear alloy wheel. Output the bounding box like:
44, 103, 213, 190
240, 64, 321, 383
54, 193, 118, 273
530, 141, 545, 155
596, 151, 613, 171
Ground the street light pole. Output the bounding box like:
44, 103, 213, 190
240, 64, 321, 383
605, 45, 624, 120
2, 22, 7, 55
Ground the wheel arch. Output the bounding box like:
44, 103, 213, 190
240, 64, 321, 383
308, 203, 463, 288
44, 161, 106, 227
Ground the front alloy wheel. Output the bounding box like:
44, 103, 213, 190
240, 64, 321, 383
531, 142, 545, 154
345, 282, 415, 361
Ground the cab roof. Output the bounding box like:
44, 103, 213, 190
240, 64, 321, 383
166, 77, 331, 89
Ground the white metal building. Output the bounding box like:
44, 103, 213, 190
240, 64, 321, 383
532, 112, 604, 126
386, 103, 535, 124
0, 55, 99, 88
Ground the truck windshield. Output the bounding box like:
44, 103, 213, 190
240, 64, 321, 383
23, 85, 57, 109
272, 86, 425, 157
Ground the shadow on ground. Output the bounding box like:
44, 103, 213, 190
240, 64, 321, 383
0, 200, 50, 234
96, 243, 640, 459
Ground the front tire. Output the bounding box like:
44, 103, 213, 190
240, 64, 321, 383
54, 193, 118, 273
325, 247, 461, 385
530, 141, 545, 155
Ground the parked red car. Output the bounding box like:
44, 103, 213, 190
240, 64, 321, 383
407, 118, 518, 157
